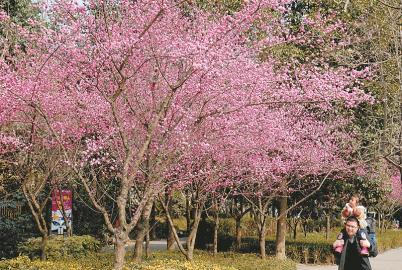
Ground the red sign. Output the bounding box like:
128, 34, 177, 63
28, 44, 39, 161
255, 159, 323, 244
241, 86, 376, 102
52, 189, 72, 211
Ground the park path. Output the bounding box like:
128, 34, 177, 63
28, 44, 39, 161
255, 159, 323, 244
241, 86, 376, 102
296, 248, 402, 270
101, 237, 188, 252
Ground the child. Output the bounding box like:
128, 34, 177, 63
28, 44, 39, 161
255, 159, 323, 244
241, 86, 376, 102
333, 194, 370, 256
341, 194, 367, 228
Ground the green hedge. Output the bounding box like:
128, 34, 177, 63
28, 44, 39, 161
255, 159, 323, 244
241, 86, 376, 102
18, 235, 100, 260
218, 229, 402, 264
143, 251, 296, 270
376, 230, 402, 252
222, 237, 333, 264
0, 251, 296, 270
0, 195, 37, 259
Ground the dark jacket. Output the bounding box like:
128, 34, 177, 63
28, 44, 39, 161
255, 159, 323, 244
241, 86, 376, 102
335, 234, 372, 270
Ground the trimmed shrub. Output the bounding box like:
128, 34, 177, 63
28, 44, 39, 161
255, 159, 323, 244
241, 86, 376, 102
377, 230, 402, 252
0, 256, 96, 270
128, 258, 237, 270
218, 235, 344, 264
18, 235, 100, 259
142, 250, 296, 270
217, 229, 402, 264
0, 251, 296, 270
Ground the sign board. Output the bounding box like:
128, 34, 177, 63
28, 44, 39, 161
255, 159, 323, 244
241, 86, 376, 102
51, 189, 72, 234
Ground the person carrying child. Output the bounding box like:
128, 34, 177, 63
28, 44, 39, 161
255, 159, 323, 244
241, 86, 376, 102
334, 216, 373, 270
333, 194, 370, 256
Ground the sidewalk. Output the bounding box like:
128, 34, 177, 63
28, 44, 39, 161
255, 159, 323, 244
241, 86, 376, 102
101, 237, 187, 252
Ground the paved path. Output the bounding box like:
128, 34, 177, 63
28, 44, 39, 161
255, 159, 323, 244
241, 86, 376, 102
297, 248, 402, 270
101, 237, 187, 252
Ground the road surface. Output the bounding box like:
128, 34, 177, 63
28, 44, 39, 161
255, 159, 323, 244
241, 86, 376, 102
101, 237, 187, 252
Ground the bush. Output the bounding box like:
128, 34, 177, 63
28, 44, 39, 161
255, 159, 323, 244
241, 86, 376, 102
0, 214, 36, 259
377, 230, 402, 252
217, 229, 402, 264
0, 251, 296, 270
217, 216, 259, 239
134, 251, 295, 270
284, 242, 333, 264
215, 236, 335, 263
18, 235, 100, 260
0, 194, 37, 259
0, 256, 96, 270
129, 258, 237, 270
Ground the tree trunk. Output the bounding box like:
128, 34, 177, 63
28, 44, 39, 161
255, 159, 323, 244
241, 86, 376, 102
378, 214, 382, 233
186, 194, 191, 234
22, 176, 50, 261
56, 188, 72, 237
235, 216, 242, 250
40, 234, 48, 261
134, 237, 143, 262
133, 199, 154, 262
213, 212, 219, 255
275, 195, 287, 259
150, 204, 156, 240
145, 230, 150, 258
167, 223, 176, 250
186, 212, 201, 261
253, 198, 270, 259
258, 224, 267, 259
66, 226, 72, 237
186, 247, 194, 261
161, 196, 204, 261
325, 215, 330, 240
288, 220, 292, 239
165, 192, 176, 251
114, 233, 128, 270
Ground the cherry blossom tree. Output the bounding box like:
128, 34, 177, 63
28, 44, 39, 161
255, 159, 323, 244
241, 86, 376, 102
0, 0, 375, 268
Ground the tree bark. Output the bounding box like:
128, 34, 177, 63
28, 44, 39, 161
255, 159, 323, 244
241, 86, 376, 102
165, 192, 176, 251
253, 197, 270, 259
185, 194, 191, 234
258, 224, 267, 259
275, 195, 287, 259
149, 204, 157, 240
133, 199, 154, 262
167, 223, 176, 250
114, 233, 128, 270
40, 234, 48, 261
235, 216, 242, 250
161, 196, 204, 261
145, 230, 151, 258
303, 222, 307, 237
185, 209, 201, 260
378, 213, 382, 233
134, 236, 144, 262
22, 178, 50, 261
229, 196, 250, 251
293, 219, 298, 240
213, 211, 219, 255
325, 215, 330, 240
